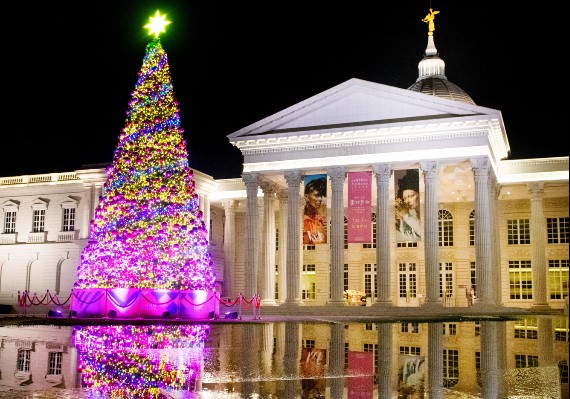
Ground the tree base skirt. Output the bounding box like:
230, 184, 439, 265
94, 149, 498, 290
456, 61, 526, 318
71, 288, 219, 319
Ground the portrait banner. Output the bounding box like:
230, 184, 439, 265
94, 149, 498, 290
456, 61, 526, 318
347, 171, 372, 243
394, 169, 421, 243
303, 174, 328, 244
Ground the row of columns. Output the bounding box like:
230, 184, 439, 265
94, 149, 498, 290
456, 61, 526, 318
220, 157, 549, 310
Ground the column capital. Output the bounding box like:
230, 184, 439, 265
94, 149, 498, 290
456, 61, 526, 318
527, 182, 545, 196
259, 180, 278, 195
326, 167, 345, 182
419, 161, 439, 176
242, 172, 259, 186
470, 157, 490, 175
283, 170, 303, 186
222, 199, 238, 212
372, 163, 392, 181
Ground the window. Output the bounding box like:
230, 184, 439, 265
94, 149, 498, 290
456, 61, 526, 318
515, 354, 538, 368
514, 318, 538, 339
507, 219, 530, 245
275, 264, 279, 300
443, 349, 459, 387
439, 262, 454, 300
62, 207, 75, 232
474, 321, 480, 336
559, 360, 569, 384
509, 260, 533, 299
364, 263, 377, 300
362, 213, 376, 249
548, 259, 569, 299
470, 262, 477, 298
275, 228, 279, 251
438, 209, 453, 247
48, 352, 63, 375
4, 211, 16, 233
554, 317, 568, 342
363, 343, 378, 384
399, 263, 417, 300
469, 210, 475, 246
399, 346, 421, 356
344, 342, 349, 370
401, 322, 419, 333
344, 264, 349, 293
17, 349, 31, 372
547, 217, 569, 244
32, 209, 46, 233
303, 339, 315, 348
475, 351, 482, 387
443, 323, 457, 335
397, 241, 418, 248
302, 264, 316, 300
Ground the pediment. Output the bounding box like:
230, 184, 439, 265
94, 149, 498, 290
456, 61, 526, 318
228, 78, 499, 140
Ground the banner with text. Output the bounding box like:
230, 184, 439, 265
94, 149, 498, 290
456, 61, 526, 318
347, 350, 374, 399
303, 174, 328, 244
347, 171, 372, 243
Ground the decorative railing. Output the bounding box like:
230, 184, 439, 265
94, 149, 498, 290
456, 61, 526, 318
57, 231, 78, 242
0, 172, 79, 186
27, 232, 47, 243
0, 233, 17, 244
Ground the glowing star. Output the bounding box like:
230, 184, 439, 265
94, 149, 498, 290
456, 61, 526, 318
145, 10, 171, 38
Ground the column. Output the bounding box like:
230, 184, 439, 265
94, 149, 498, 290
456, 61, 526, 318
277, 189, 288, 303
480, 321, 500, 398
259, 181, 277, 306
243, 172, 259, 298
528, 182, 550, 308
283, 170, 303, 306
471, 158, 494, 306
283, 323, 301, 397
490, 174, 503, 305
420, 161, 441, 306
373, 164, 393, 306
327, 167, 347, 305
222, 200, 237, 299
377, 323, 394, 398
329, 323, 345, 398
427, 322, 443, 399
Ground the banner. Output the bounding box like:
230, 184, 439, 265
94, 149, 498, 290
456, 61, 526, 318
394, 169, 421, 242
300, 348, 327, 397
398, 355, 425, 397
347, 351, 373, 399
347, 171, 372, 243
303, 174, 327, 244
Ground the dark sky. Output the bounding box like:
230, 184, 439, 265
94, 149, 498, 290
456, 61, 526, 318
3, 1, 567, 179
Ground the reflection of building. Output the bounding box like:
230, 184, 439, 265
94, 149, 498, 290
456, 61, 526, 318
0, 318, 567, 396
0, 9, 568, 315
0, 326, 77, 390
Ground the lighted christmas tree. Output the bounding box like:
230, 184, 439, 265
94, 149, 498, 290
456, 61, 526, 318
74, 11, 215, 292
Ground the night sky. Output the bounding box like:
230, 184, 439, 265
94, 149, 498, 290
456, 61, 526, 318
3, 1, 566, 179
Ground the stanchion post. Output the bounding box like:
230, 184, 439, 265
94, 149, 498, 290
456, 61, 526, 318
238, 293, 243, 320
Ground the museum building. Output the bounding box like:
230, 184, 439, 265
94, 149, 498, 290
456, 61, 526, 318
0, 19, 567, 315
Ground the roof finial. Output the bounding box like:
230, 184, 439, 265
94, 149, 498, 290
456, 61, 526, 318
422, 8, 440, 36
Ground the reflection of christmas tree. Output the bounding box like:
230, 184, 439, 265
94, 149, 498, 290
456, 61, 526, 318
73, 324, 210, 397
74, 11, 215, 292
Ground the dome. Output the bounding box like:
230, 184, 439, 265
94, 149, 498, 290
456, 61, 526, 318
408, 76, 475, 105
408, 24, 476, 105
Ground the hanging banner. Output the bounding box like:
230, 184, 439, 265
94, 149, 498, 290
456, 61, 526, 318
347, 171, 372, 243
347, 351, 374, 399
394, 169, 421, 242
398, 355, 426, 397
303, 174, 327, 244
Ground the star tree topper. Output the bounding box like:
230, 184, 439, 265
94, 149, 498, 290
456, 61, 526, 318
145, 10, 172, 38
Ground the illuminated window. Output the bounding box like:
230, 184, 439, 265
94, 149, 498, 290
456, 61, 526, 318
439, 262, 454, 300
17, 349, 31, 372
362, 213, 376, 249
48, 352, 63, 375
509, 260, 533, 299
548, 259, 569, 299
364, 263, 377, 299
515, 354, 538, 368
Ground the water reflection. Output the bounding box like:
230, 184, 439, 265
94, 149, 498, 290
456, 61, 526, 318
0, 316, 567, 398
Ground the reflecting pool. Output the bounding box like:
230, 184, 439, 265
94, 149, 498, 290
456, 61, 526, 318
0, 316, 567, 398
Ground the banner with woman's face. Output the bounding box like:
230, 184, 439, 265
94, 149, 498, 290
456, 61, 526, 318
394, 169, 421, 242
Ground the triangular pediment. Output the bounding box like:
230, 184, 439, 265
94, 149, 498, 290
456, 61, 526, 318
228, 78, 499, 140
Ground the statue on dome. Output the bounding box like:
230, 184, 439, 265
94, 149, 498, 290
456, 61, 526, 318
422, 8, 440, 36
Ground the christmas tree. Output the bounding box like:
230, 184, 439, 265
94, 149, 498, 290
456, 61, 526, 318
74, 11, 215, 292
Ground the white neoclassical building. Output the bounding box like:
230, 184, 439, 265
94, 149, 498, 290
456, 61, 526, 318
0, 26, 568, 315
